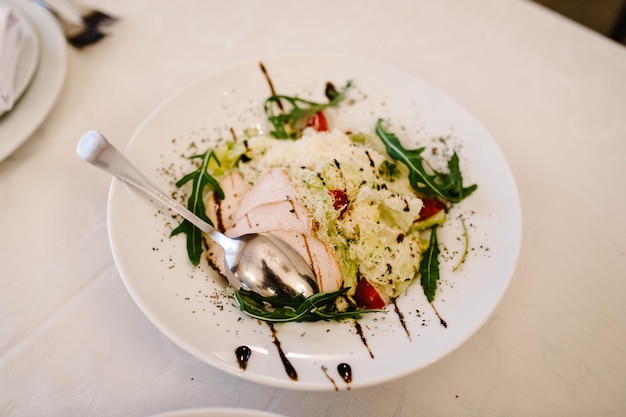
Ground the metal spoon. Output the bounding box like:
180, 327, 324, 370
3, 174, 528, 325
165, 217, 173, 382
76, 130, 319, 299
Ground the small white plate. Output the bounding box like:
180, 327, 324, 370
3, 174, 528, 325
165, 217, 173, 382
0, 1, 40, 117
150, 408, 286, 417
108, 55, 522, 391
0, 0, 66, 162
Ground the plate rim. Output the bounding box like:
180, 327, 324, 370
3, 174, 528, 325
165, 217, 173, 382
0, 1, 40, 116
0, 0, 66, 162
148, 407, 287, 417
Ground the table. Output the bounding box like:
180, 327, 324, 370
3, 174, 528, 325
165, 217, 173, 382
1, 0, 625, 415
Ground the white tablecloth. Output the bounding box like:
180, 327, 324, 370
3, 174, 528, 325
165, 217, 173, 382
1, 0, 625, 416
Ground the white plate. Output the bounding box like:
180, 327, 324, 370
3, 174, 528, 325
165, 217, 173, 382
108, 55, 522, 391
0, 0, 40, 117
0, 0, 66, 162
150, 408, 286, 417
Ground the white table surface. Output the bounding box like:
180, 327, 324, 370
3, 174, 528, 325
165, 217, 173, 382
1, 0, 625, 416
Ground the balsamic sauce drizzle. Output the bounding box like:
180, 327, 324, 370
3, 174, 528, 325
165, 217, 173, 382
337, 363, 352, 385
354, 321, 374, 359
322, 363, 352, 390
232, 303, 447, 382
321, 366, 339, 391
269, 323, 298, 381
393, 299, 411, 341
235, 345, 251, 370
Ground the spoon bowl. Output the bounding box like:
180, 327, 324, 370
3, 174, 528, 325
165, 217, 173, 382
76, 130, 319, 299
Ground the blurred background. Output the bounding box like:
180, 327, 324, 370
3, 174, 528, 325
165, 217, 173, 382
531, 0, 626, 44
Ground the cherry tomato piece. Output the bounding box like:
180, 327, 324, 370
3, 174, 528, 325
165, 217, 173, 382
419, 197, 446, 220
306, 111, 329, 131
354, 278, 386, 309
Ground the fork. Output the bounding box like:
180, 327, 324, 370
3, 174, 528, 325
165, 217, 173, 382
31, 0, 117, 48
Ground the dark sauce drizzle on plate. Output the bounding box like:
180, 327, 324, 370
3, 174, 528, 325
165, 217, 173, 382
393, 299, 412, 341
322, 363, 353, 391
321, 366, 339, 391
232, 303, 447, 387
269, 323, 298, 381
338, 363, 352, 385
235, 345, 251, 370
354, 321, 374, 359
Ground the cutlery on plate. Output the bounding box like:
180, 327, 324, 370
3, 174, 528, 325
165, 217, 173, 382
76, 130, 320, 300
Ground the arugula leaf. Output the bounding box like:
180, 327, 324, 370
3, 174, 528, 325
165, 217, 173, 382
234, 287, 379, 323
419, 226, 441, 302
171, 150, 224, 266
375, 119, 477, 203
264, 81, 352, 139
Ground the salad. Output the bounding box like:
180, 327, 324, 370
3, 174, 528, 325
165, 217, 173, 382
171, 65, 477, 323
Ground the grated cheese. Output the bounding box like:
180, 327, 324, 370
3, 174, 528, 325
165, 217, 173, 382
237, 128, 425, 302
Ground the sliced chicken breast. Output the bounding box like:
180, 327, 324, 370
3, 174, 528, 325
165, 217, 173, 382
204, 168, 343, 293
268, 230, 343, 293
206, 172, 252, 231
232, 168, 297, 223
226, 199, 311, 238
205, 237, 226, 277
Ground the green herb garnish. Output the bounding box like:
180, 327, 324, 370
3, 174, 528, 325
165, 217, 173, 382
171, 150, 224, 266
453, 218, 469, 271
374, 120, 476, 302
419, 226, 441, 303
234, 288, 378, 323
264, 81, 352, 139
375, 119, 477, 203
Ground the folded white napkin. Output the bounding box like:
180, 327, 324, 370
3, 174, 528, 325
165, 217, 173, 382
0, 7, 25, 113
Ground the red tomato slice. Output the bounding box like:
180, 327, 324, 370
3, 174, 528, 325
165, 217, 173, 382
327, 189, 349, 214
419, 197, 446, 220
354, 278, 386, 309
306, 111, 329, 131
